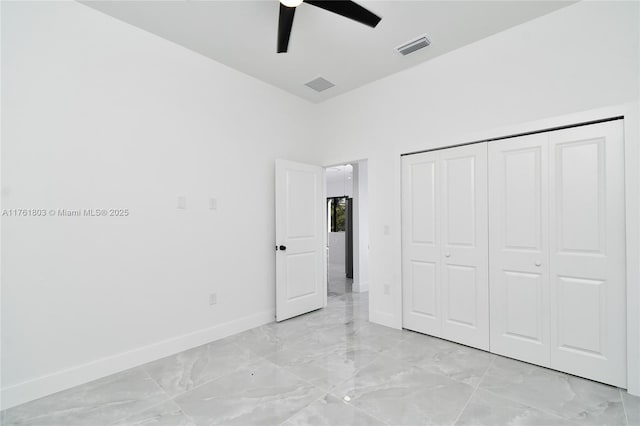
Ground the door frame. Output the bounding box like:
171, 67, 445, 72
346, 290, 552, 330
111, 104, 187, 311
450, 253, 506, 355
397, 102, 640, 395
324, 160, 370, 297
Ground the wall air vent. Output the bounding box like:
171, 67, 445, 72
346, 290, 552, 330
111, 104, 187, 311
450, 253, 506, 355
305, 77, 335, 92
396, 35, 431, 56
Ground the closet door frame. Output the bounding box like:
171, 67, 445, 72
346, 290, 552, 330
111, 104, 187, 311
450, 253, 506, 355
398, 103, 640, 395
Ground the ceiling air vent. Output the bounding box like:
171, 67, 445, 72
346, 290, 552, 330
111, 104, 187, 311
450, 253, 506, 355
305, 77, 335, 92
396, 35, 431, 56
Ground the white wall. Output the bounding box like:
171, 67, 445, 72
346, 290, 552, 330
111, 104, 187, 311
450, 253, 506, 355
326, 164, 353, 198
352, 161, 369, 293
1, 1, 316, 408
3, 0, 640, 408
314, 0, 640, 381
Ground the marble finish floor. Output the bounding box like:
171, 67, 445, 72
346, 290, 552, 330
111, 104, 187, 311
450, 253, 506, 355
327, 261, 352, 297
3, 291, 640, 426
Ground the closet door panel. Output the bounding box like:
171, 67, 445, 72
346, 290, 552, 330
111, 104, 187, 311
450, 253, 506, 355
402, 152, 442, 337
489, 134, 550, 366
440, 143, 489, 350
549, 120, 626, 387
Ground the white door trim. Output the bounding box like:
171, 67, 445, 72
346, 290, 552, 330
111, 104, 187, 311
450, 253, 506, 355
323, 159, 370, 313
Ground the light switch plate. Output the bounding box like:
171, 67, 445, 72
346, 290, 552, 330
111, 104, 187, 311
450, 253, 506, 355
177, 196, 186, 209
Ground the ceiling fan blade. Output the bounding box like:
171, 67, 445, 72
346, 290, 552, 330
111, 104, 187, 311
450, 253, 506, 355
277, 3, 296, 53
304, 0, 381, 28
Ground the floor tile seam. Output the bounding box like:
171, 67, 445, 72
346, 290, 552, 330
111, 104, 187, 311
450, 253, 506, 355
106, 397, 192, 426
171, 361, 326, 426
346, 320, 374, 339
153, 377, 202, 426
282, 326, 332, 348
102, 366, 175, 426
265, 318, 368, 360
169, 397, 209, 426
451, 355, 496, 425
411, 359, 481, 387
139, 339, 257, 394
333, 382, 465, 426
323, 388, 392, 426
242, 343, 280, 360
162, 356, 283, 401
303, 339, 381, 366
265, 359, 335, 396
351, 351, 386, 376
327, 357, 472, 404
478, 386, 580, 423
474, 355, 495, 390
348, 400, 394, 426
620, 388, 630, 426
268, 363, 346, 426
275, 392, 329, 426
177, 297, 366, 424
451, 382, 477, 425
3, 411, 78, 426
354, 338, 391, 354
400, 354, 486, 390
7, 366, 170, 426
228, 340, 282, 368
312, 350, 387, 396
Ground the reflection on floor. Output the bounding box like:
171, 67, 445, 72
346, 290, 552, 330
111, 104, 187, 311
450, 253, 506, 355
3, 291, 640, 425
328, 261, 352, 297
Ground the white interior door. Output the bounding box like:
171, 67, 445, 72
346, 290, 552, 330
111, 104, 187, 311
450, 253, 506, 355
275, 159, 326, 322
549, 121, 626, 387
489, 133, 551, 366
440, 143, 489, 350
402, 151, 442, 337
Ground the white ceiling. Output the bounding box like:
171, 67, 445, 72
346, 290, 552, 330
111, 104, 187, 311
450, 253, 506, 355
81, 0, 574, 103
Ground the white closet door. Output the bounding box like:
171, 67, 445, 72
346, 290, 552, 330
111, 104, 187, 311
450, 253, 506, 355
549, 120, 626, 387
489, 134, 550, 366
402, 151, 442, 337
440, 143, 489, 350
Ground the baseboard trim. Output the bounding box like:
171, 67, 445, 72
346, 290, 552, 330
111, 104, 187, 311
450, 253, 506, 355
370, 310, 401, 330
1, 309, 275, 410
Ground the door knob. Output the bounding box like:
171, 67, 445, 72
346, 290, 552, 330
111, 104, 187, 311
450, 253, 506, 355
279, 245, 287, 251
535, 261, 541, 267
445, 253, 451, 258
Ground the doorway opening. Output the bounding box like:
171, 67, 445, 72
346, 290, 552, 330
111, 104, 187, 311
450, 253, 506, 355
325, 161, 369, 301
327, 195, 352, 295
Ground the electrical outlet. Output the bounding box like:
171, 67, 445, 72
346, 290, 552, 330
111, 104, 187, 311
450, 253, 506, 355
384, 284, 391, 295
209, 293, 217, 305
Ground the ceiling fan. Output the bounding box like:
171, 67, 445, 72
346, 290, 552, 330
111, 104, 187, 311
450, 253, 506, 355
277, 0, 382, 53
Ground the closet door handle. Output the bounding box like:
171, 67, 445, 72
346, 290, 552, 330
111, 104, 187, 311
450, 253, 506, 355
444, 252, 451, 258
534, 261, 541, 267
